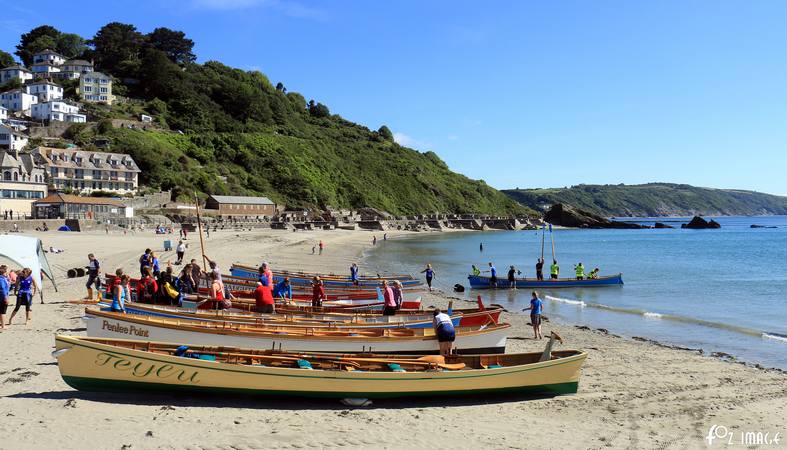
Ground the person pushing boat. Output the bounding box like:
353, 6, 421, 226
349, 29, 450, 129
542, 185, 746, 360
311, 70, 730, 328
382, 280, 396, 316
432, 308, 456, 356
350, 263, 359, 286
486, 262, 498, 288
312, 277, 325, 308
507, 265, 517, 290
254, 281, 275, 314
273, 277, 292, 303
536, 258, 544, 281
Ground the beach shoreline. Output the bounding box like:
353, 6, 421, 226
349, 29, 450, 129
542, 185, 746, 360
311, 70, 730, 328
0, 227, 784, 449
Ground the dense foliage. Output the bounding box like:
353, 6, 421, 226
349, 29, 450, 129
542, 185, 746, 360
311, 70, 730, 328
504, 183, 787, 217
10, 23, 527, 214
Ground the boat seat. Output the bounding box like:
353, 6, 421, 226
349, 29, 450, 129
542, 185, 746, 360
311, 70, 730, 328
297, 359, 314, 370
387, 363, 406, 372
487, 364, 503, 369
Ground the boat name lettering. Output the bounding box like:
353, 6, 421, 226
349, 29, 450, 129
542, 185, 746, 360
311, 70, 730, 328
94, 352, 200, 383
101, 320, 150, 337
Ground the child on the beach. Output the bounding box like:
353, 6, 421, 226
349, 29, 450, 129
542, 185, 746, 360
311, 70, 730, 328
522, 291, 544, 339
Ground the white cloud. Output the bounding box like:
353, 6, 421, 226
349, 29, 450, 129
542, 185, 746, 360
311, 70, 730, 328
447, 135, 459, 141
394, 132, 431, 150
190, 0, 326, 19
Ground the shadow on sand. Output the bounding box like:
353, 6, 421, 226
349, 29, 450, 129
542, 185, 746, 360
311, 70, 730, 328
6, 389, 558, 410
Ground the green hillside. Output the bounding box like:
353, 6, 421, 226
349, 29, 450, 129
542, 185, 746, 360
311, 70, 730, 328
503, 183, 787, 217
7, 23, 528, 215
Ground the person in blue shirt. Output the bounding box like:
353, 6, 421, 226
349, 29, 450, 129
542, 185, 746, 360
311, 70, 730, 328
139, 248, 152, 277
522, 291, 544, 339
420, 264, 435, 291
350, 263, 359, 286
487, 262, 498, 288
8, 268, 35, 326
0, 265, 10, 330
273, 277, 292, 302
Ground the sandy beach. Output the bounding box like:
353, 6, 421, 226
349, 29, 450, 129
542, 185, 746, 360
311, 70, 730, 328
0, 228, 784, 449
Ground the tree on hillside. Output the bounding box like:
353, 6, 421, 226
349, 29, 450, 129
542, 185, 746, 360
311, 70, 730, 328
378, 125, 394, 142
147, 27, 196, 65
16, 25, 60, 65
56, 33, 88, 59
90, 22, 145, 74
0, 50, 15, 68
308, 100, 330, 118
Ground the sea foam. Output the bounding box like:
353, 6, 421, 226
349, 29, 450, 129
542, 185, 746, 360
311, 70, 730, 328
545, 295, 586, 307
762, 332, 787, 343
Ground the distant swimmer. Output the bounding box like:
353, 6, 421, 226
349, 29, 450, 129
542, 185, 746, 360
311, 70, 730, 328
550, 260, 559, 280
479, 242, 484, 252
536, 258, 544, 281
574, 262, 585, 280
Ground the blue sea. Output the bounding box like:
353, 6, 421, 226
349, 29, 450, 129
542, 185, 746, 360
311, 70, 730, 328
364, 216, 787, 369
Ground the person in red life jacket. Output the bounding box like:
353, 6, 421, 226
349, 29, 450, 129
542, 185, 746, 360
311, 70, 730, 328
254, 280, 275, 314
210, 272, 230, 310
311, 277, 325, 308
382, 280, 397, 316
137, 267, 158, 304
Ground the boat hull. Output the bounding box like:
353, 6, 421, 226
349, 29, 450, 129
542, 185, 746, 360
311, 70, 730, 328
55, 336, 585, 399
230, 266, 423, 288
84, 310, 509, 354
467, 273, 624, 289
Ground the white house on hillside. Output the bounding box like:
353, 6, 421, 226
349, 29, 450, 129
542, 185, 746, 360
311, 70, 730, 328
0, 124, 29, 151
0, 66, 33, 84
0, 106, 7, 121
31, 101, 86, 123
25, 80, 63, 102
0, 89, 38, 113
32, 49, 66, 66
31, 62, 61, 78
57, 60, 94, 80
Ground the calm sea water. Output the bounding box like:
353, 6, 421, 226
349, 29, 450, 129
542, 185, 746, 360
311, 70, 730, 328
364, 216, 787, 369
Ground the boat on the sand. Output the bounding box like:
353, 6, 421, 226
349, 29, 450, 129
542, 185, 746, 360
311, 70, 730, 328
84, 308, 510, 354
53, 334, 586, 399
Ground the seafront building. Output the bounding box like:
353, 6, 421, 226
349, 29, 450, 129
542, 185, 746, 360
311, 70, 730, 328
32, 193, 130, 220
205, 195, 277, 216
33, 147, 140, 194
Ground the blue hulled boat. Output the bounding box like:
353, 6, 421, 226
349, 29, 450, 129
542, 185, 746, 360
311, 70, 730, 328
467, 273, 623, 289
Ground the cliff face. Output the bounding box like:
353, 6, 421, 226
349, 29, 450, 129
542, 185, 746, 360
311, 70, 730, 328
544, 204, 645, 229
504, 183, 787, 217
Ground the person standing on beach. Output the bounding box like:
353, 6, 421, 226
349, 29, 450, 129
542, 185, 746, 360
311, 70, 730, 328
432, 308, 455, 356
508, 265, 517, 290
487, 262, 498, 288
8, 268, 35, 325
372, 235, 377, 246
421, 264, 435, 291
522, 291, 544, 339
85, 253, 101, 301
350, 263, 359, 286
0, 266, 10, 330
254, 281, 275, 313
176, 240, 186, 265
382, 280, 396, 315
139, 248, 152, 277
480, 242, 483, 252
312, 277, 325, 308
110, 274, 129, 313
318, 240, 324, 254
536, 258, 544, 281
383, 233, 387, 241
392, 280, 403, 309
312, 245, 316, 255
550, 260, 559, 280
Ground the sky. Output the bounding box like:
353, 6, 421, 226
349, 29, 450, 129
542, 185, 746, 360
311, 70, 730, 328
1, 0, 786, 195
